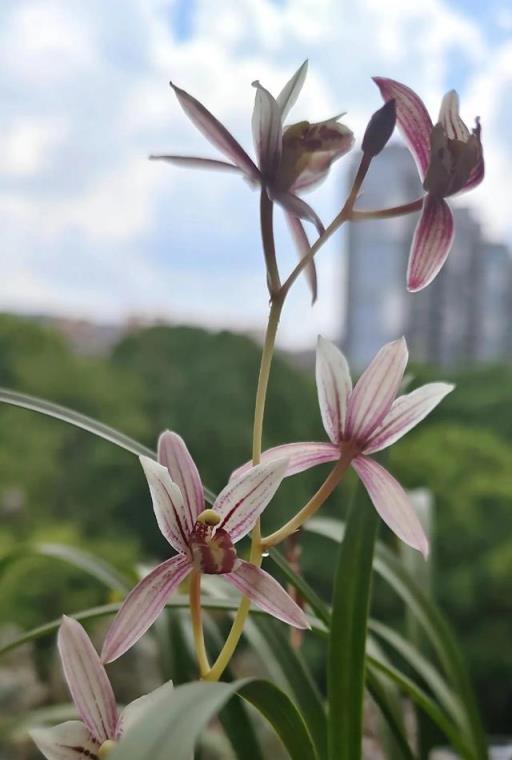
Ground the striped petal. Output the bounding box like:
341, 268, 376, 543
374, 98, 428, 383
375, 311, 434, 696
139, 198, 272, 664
101, 555, 192, 664
363, 382, 455, 454
352, 456, 429, 557
231, 441, 340, 481
268, 188, 325, 235
373, 77, 433, 180
30, 721, 99, 760
149, 155, 243, 173
170, 82, 260, 181
139, 456, 192, 553
438, 90, 470, 140
157, 431, 204, 527
316, 336, 352, 443
252, 81, 282, 178
58, 617, 118, 743
225, 559, 310, 629
215, 459, 288, 543
286, 213, 318, 303
407, 195, 454, 292
276, 60, 308, 120
347, 338, 408, 444
116, 681, 174, 739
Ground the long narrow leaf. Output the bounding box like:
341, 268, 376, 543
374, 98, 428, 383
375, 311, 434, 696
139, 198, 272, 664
327, 486, 378, 760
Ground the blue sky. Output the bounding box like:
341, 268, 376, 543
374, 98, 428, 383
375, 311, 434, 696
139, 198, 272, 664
1, 0, 510, 348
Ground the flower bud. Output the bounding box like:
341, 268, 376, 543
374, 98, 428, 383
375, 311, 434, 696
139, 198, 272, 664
361, 99, 396, 157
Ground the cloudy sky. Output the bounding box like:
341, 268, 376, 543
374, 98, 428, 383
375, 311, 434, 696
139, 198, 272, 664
1, 0, 510, 348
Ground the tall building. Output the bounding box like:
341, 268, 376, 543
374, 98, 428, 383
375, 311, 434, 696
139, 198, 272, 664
343, 146, 512, 367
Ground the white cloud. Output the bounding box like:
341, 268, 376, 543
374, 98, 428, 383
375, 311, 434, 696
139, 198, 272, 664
0, 0, 508, 350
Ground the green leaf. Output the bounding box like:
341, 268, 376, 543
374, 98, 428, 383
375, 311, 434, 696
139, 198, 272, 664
0, 387, 216, 503
327, 486, 378, 760
110, 679, 317, 760
0, 543, 133, 593
365, 670, 415, 760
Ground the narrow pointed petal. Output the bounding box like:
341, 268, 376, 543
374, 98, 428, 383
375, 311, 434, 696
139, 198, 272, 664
268, 188, 325, 235
285, 213, 318, 302
463, 119, 484, 192
363, 382, 455, 454
30, 721, 99, 760
373, 77, 433, 179
170, 82, 260, 181
438, 90, 470, 140
139, 456, 191, 553
252, 81, 282, 178
101, 555, 192, 664
58, 617, 118, 743
347, 338, 408, 444
157, 431, 204, 527
149, 155, 242, 173
116, 681, 174, 739
316, 336, 352, 443
231, 441, 340, 481
276, 59, 308, 120
215, 459, 288, 543
225, 560, 310, 628
352, 456, 429, 557
407, 195, 454, 292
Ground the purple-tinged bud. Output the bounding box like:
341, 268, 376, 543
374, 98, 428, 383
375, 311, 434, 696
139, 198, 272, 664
362, 99, 396, 157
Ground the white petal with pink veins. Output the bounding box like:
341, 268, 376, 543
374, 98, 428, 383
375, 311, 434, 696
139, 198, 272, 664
58, 617, 118, 744
252, 81, 282, 178
101, 555, 192, 664
316, 336, 352, 443
158, 431, 204, 529
225, 560, 310, 629
347, 338, 408, 444
363, 382, 454, 454
215, 459, 288, 543
116, 680, 175, 739
276, 60, 308, 121
407, 195, 454, 292
30, 721, 99, 760
140, 456, 191, 554
231, 441, 340, 481
352, 456, 429, 557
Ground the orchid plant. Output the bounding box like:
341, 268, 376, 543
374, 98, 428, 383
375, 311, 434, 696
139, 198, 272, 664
0, 61, 489, 760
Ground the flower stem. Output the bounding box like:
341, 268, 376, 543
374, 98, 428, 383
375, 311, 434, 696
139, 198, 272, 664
261, 453, 353, 548
350, 196, 424, 221
260, 189, 281, 295
189, 570, 210, 678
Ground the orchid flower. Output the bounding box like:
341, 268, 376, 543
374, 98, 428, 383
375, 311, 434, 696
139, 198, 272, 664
151, 61, 354, 301
374, 78, 484, 292
101, 433, 309, 663
30, 616, 174, 760
234, 337, 454, 557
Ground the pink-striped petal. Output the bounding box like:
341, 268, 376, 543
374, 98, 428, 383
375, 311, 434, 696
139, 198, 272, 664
373, 77, 433, 180
30, 721, 99, 760
225, 559, 310, 629
352, 456, 429, 557
116, 681, 174, 739
101, 555, 192, 664
157, 431, 204, 527
347, 338, 408, 444
316, 336, 352, 444
215, 459, 288, 543
252, 81, 282, 178
438, 90, 470, 141
58, 617, 118, 743
170, 82, 260, 181
407, 195, 454, 292
363, 382, 455, 454
268, 188, 325, 235
276, 60, 308, 120
231, 441, 340, 481
285, 213, 318, 303
139, 456, 191, 553
149, 155, 243, 173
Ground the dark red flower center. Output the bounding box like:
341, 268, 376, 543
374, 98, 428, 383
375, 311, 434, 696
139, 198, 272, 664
190, 510, 237, 574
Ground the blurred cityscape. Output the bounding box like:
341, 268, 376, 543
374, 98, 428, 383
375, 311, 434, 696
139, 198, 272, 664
344, 146, 512, 368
